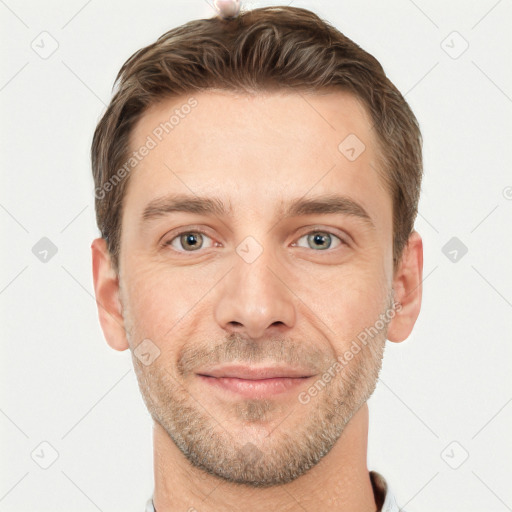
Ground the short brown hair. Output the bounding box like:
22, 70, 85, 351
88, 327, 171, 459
91, 6, 422, 272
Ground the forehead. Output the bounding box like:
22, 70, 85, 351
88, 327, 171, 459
124, 90, 390, 230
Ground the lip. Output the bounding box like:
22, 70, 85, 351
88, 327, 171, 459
196, 365, 316, 399
197, 375, 313, 398
196, 364, 316, 380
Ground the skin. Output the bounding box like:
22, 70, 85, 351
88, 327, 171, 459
92, 90, 423, 511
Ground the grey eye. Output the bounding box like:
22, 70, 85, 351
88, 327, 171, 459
295, 231, 342, 251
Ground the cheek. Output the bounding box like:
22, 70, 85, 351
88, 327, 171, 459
302, 264, 389, 347
122, 261, 218, 341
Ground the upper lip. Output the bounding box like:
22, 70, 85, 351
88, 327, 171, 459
197, 365, 316, 380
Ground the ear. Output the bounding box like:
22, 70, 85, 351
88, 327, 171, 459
387, 230, 423, 343
91, 238, 129, 351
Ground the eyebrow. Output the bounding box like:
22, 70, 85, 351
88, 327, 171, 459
141, 193, 375, 228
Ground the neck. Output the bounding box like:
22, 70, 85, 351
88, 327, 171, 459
152, 403, 376, 512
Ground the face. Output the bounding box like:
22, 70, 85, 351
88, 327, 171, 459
116, 90, 398, 486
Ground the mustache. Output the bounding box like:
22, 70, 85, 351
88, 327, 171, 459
177, 333, 333, 377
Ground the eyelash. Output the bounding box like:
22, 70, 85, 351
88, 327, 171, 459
162, 227, 348, 254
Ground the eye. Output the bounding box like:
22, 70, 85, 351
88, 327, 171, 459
164, 230, 216, 252
162, 228, 346, 254
293, 230, 345, 251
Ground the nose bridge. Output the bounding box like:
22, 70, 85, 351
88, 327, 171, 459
213, 235, 296, 339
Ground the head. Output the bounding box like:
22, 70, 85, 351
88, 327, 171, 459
91, 6, 423, 487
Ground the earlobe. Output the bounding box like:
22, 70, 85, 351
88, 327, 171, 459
387, 231, 423, 343
91, 238, 129, 351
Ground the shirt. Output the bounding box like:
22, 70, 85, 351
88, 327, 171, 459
144, 470, 401, 511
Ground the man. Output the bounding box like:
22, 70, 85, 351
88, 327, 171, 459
91, 4, 423, 511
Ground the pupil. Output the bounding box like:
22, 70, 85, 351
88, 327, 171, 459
311, 233, 330, 249
182, 233, 202, 250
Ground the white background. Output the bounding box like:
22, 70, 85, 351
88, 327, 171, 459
1, 0, 511, 511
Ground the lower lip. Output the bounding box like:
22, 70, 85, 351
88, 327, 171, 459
197, 375, 312, 398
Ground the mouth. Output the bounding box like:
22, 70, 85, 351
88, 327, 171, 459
196, 365, 316, 398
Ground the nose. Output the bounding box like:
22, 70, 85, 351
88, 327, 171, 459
213, 244, 296, 340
